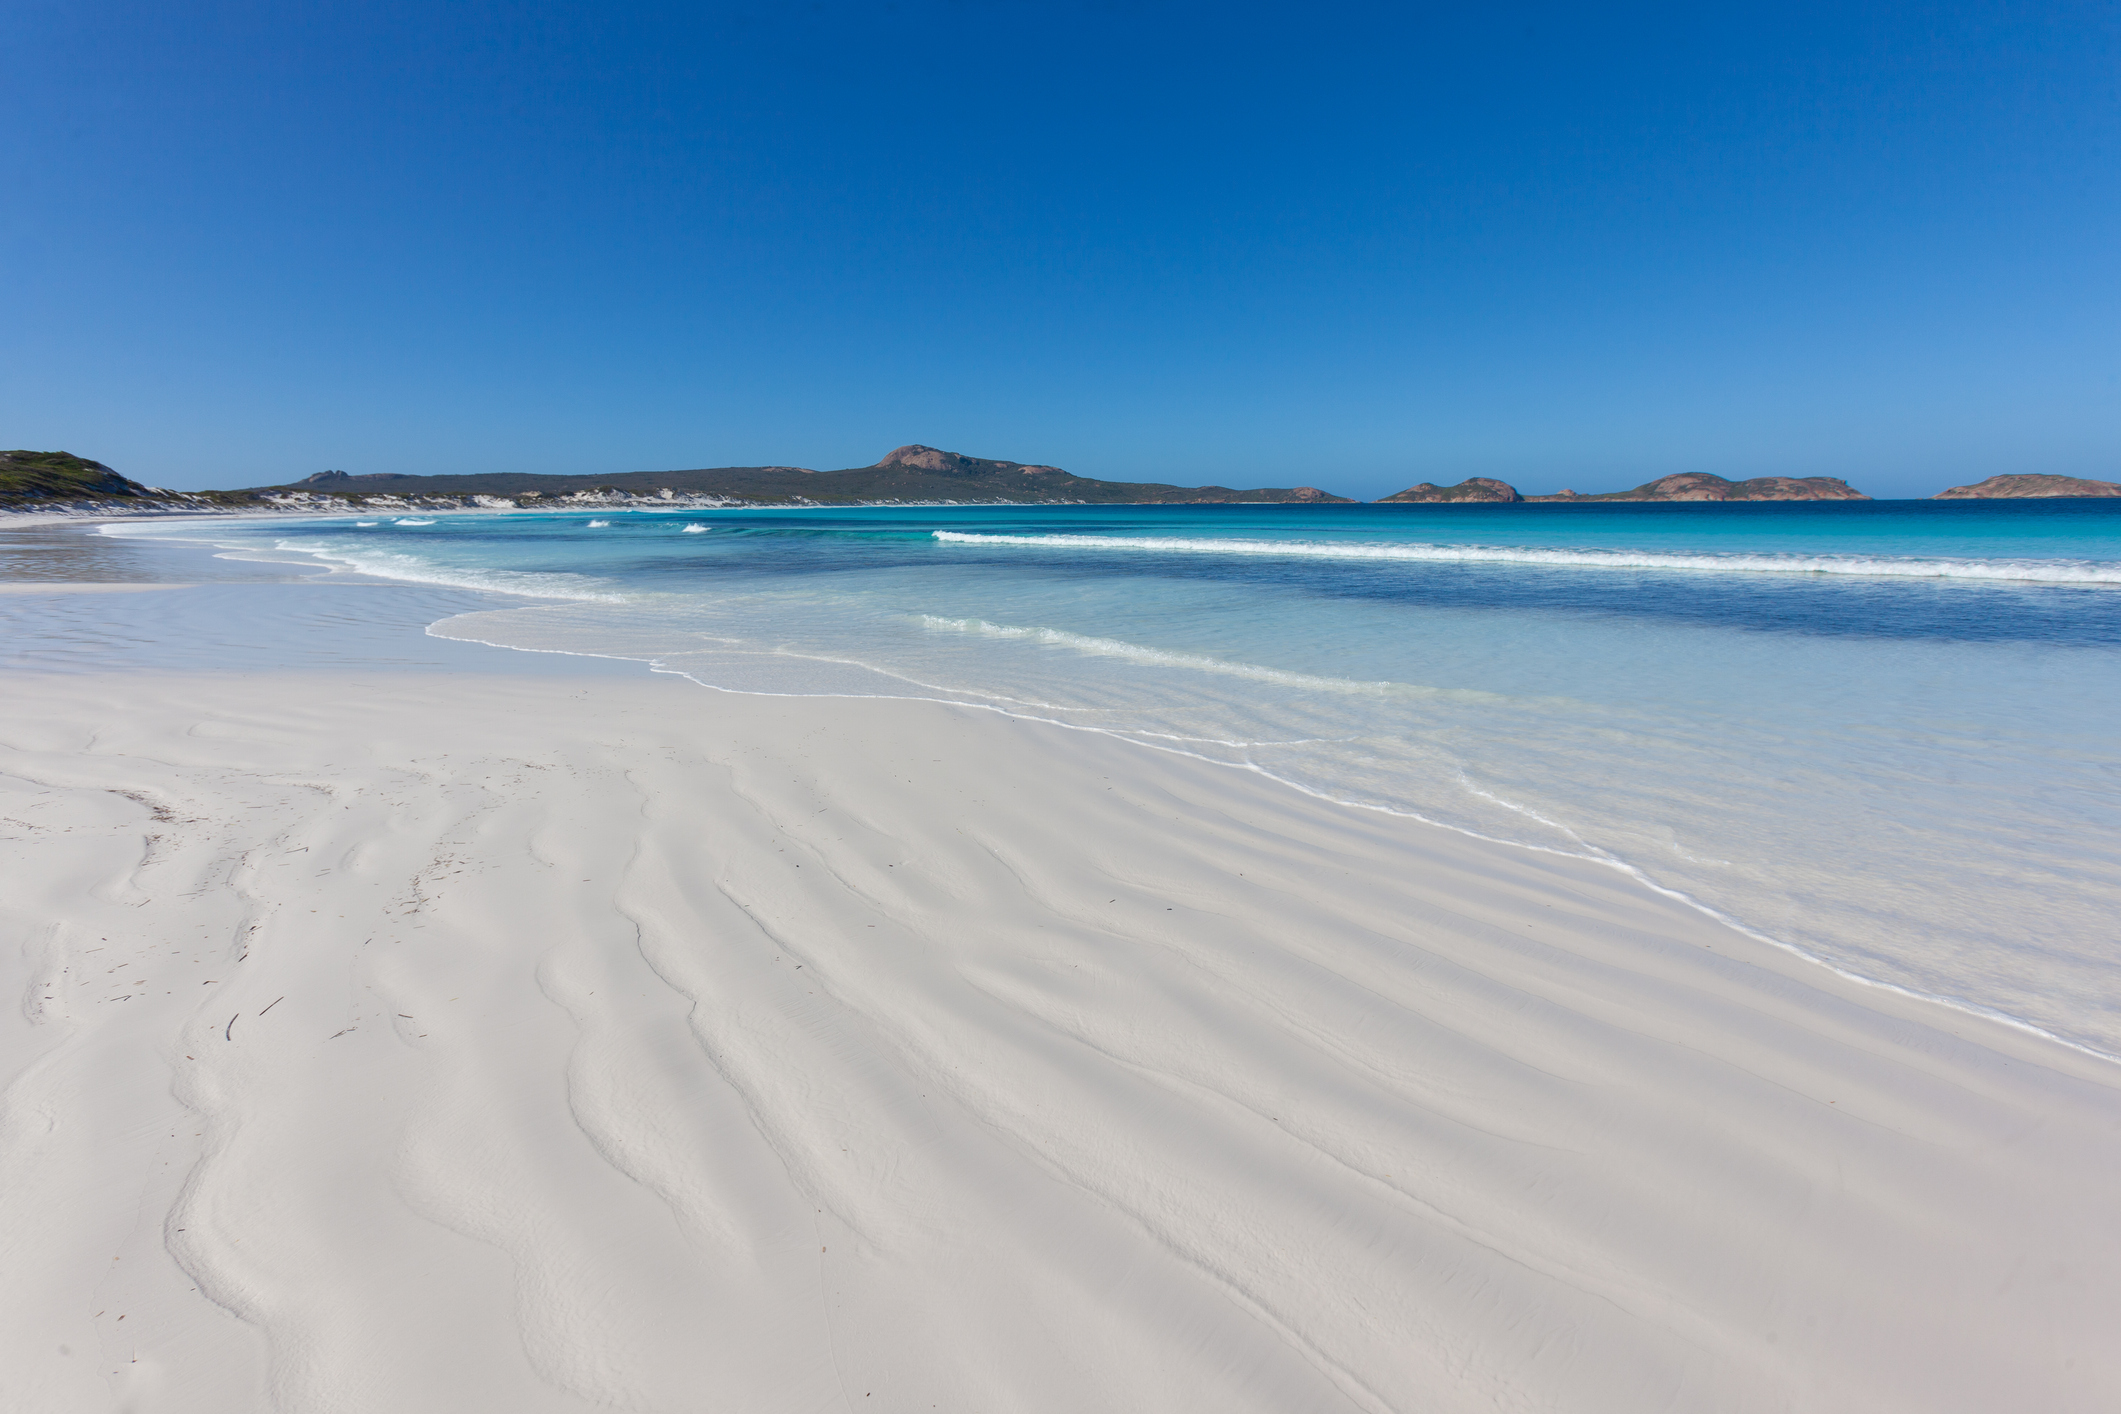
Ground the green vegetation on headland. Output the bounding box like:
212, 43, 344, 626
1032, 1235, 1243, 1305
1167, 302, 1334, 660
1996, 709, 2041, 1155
7, 444, 2119, 513
0, 450, 137, 499
0, 449, 252, 510
1, 450, 188, 503
255, 445, 1354, 507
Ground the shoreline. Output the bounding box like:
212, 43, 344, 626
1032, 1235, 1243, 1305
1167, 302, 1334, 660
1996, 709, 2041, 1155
20, 515, 2121, 1052
15, 492, 2121, 528
3, 529, 2119, 1410
444, 622, 2121, 1073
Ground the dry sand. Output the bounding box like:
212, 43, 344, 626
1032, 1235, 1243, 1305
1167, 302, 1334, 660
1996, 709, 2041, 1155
3, 663, 2118, 1412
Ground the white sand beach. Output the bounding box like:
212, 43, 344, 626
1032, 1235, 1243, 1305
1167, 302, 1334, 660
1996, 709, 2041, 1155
4, 613, 2119, 1411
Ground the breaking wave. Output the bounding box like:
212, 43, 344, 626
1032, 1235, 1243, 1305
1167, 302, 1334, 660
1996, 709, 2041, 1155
931, 531, 2121, 584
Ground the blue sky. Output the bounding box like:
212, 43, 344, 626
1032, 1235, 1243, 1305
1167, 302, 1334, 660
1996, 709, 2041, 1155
6, 1, 2116, 498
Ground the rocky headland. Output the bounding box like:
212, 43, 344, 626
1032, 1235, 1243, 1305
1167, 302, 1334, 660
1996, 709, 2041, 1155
1, 444, 1351, 514
0, 450, 248, 513
1934, 473, 2121, 499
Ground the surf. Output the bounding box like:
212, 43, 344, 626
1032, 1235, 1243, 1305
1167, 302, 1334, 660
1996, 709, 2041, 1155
931, 530, 2121, 584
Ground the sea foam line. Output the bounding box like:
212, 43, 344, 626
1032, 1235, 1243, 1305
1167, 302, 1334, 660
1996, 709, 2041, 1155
918, 615, 1481, 698
101, 522, 627, 601
273, 541, 626, 600
931, 531, 2121, 584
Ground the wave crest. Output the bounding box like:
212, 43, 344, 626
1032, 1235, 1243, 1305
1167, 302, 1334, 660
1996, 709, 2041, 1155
931, 531, 2121, 584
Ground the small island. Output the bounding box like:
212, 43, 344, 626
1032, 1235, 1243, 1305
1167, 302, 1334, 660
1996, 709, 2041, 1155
1376, 476, 1524, 503
1934, 473, 2120, 499
1381, 472, 1869, 502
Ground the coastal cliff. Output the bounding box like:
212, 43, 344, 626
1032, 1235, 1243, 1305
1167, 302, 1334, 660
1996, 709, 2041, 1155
1934, 473, 2121, 499
1378, 472, 1870, 503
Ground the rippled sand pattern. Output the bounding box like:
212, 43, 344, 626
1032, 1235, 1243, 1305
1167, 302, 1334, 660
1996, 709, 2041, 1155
5, 667, 2117, 1412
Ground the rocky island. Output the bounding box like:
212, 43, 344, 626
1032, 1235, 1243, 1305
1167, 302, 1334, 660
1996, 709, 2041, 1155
1381, 472, 1869, 502
1375, 476, 1524, 503
1934, 473, 2120, 499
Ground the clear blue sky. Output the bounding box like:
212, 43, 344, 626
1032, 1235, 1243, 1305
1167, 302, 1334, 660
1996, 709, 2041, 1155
6, 1, 2116, 498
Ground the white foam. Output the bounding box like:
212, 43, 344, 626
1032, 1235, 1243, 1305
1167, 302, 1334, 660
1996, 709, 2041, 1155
932, 531, 2121, 584
917, 615, 1471, 697
289, 543, 624, 600
681, 524, 709, 534
588, 519, 611, 527
94, 518, 618, 601
394, 518, 437, 526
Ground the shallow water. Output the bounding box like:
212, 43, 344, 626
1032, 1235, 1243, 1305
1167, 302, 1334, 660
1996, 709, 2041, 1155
100, 500, 2121, 1054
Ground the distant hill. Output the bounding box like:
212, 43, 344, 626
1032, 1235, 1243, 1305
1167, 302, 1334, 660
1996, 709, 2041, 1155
1378, 472, 1869, 503
238, 445, 1354, 506
1535, 473, 1869, 502
1, 450, 172, 503
1934, 474, 2120, 499
1376, 477, 1521, 503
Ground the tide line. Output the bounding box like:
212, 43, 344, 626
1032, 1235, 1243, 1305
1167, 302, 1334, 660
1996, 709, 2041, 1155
915, 615, 1500, 702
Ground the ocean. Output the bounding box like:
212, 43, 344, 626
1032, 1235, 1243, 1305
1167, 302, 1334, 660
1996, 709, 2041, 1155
102, 499, 2121, 1055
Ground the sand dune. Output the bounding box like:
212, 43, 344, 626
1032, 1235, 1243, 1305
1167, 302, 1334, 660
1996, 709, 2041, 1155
3, 666, 2118, 1411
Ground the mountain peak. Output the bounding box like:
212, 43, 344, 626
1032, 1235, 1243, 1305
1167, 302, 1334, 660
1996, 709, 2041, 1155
876, 445, 983, 473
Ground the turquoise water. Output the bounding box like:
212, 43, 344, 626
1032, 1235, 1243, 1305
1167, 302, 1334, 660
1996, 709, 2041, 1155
108, 500, 2121, 1055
